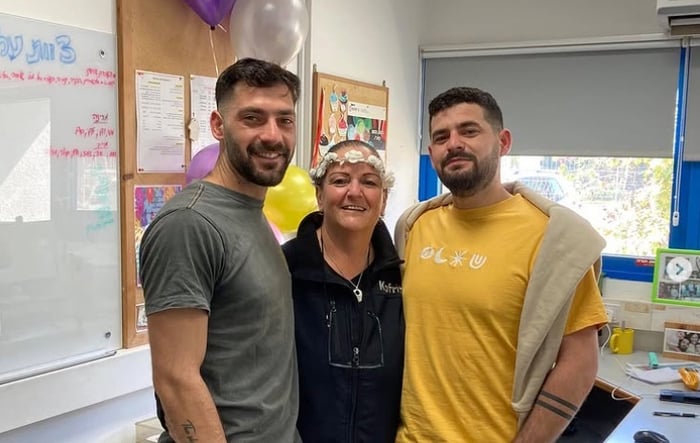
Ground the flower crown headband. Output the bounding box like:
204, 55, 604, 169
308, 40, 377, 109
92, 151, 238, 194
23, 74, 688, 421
309, 149, 395, 189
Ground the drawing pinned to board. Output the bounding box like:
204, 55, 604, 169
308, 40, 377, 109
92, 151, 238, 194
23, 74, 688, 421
311, 72, 388, 168
134, 185, 182, 286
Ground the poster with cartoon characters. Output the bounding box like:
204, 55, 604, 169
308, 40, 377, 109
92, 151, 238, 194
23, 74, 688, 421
311, 72, 389, 168
134, 185, 181, 286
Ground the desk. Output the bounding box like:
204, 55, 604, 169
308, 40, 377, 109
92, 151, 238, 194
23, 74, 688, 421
597, 350, 700, 442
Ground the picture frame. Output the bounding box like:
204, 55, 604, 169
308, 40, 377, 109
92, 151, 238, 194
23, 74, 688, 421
651, 247, 700, 307
662, 321, 700, 362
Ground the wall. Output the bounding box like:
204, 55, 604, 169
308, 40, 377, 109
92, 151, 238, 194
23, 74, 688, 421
0, 1, 155, 442
306, 0, 422, 230
417, 0, 700, 333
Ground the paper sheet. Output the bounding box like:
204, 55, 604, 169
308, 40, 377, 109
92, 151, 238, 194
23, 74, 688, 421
135, 70, 185, 172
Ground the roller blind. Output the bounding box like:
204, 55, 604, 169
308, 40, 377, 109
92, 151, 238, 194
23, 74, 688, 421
422, 47, 680, 158
685, 42, 700, 161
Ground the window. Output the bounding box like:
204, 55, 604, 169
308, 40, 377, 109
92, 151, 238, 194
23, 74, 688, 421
420, 38, 700, 282
501, 156, 672, 257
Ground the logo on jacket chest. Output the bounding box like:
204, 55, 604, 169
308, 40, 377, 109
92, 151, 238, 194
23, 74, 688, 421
378, 280, 402, 294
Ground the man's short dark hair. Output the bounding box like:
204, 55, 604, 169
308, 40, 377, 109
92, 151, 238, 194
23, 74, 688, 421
215, 58, 301, 107
428, 87, 504, 132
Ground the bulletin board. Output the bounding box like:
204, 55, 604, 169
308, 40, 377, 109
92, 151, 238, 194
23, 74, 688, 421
116, 0, 234, 347
311, 71, 389, 168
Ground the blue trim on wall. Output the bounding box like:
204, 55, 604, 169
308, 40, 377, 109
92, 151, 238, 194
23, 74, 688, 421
601, 255, 655, 282
671, 162, 700, 250
418, 154, 438, 201
668, 46, 700, 252
669, 45, 689, 249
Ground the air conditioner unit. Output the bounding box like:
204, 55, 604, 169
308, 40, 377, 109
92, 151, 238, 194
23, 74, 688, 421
658, 0, 700, 35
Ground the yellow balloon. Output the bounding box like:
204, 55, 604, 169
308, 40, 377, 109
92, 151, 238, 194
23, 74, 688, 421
264, 165, 317, 233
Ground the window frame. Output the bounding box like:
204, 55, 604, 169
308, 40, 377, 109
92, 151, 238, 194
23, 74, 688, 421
417, 38, 699, 283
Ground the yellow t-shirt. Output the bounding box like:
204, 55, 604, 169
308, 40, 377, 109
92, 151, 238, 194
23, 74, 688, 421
396, 194, 607, 443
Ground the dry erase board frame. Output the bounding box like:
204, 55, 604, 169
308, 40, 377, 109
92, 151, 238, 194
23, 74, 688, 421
116, 0, 234, 347
0, 13, 121, 382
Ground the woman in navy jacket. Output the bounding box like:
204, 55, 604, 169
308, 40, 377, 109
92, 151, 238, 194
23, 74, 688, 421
282, 140, 404, 443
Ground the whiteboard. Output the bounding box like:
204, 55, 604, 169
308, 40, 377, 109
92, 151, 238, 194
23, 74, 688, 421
0, 13, 121, 382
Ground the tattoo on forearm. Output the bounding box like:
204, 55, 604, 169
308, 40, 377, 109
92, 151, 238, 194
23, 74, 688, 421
535, 390, 580, 421
182, 419, 198, 442
539, 390, 578, 412
535, 399, 574, 420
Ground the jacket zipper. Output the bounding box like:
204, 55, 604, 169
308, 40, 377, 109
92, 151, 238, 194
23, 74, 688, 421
349, 360, 359, 442
328, 279, 368, 442
349, 281, 364, 442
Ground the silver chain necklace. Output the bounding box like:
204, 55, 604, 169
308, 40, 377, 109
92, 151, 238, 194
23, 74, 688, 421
320, 230, 370, 303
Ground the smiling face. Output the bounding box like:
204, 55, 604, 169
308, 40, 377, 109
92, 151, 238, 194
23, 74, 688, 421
316, 144, 387, 234
211, 83, 296, 190
428, 103, 510, 198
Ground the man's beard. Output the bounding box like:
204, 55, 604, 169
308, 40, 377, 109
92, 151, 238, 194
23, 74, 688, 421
223, 132, 291, 187
437, 146, 499, 197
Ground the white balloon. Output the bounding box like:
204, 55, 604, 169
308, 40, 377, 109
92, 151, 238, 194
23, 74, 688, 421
229, 0, 309, 66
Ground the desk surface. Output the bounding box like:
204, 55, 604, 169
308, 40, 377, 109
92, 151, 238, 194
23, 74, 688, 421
598, 350, 700, 442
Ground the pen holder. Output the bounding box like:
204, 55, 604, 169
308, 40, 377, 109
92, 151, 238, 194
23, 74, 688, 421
610, 327, 634, 354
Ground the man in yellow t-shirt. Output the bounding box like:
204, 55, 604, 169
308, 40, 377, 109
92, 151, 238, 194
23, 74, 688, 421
395, 87, 607, 443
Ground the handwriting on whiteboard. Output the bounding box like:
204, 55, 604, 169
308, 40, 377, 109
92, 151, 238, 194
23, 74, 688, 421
0, 30, 76, 64
91, 113, 109, 124
75, 126, 115, 138
0, 68, 115, 86
50, 147, 117, 159
86, 175, 115, 232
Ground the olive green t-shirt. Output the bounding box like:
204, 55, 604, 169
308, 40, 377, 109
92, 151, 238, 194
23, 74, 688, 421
141, 181, 299, 443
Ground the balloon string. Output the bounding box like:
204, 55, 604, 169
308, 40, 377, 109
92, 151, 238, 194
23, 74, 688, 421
209, 28, 219, 77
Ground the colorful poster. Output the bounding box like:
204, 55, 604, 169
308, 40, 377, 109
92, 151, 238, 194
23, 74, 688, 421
134, 185, 181, 286
311, 73, 389, 168
346, 101, 387, 151
320, 89, 387, 154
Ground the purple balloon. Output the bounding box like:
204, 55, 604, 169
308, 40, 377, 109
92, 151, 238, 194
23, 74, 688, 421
186, 143, 220, 184
184, 0, 237, 28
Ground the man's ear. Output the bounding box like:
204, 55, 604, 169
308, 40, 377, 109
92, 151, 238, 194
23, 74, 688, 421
498, 128, 512, 156
210, 110, 224, 141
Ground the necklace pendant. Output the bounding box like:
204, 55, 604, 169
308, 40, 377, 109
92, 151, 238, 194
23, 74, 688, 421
353, 288, 363, 303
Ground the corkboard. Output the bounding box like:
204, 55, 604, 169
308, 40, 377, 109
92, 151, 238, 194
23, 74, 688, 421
310, 71, 389, 168
116, 0, 234, 347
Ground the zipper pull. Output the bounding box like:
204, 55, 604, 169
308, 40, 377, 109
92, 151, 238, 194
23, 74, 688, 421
326, 299, 336, 327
